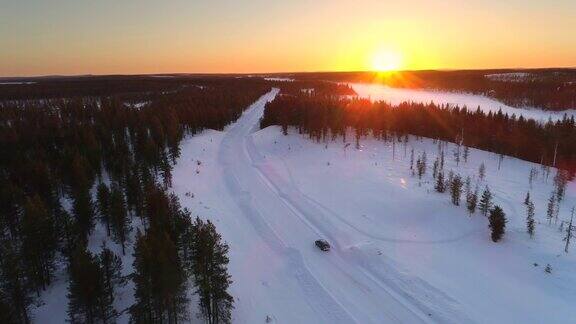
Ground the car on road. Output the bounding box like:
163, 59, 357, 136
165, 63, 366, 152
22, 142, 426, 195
315, 239, 330, 251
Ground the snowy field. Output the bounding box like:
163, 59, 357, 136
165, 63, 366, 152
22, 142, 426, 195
350, 83, 576, 122
171, 89, 576, 323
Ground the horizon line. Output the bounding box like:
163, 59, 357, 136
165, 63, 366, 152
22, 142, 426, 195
2, 66, 576, 80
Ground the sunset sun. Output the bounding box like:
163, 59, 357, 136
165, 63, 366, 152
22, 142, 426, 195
371, 50, 403, 72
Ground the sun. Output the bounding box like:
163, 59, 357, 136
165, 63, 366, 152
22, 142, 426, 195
371, 50, 403, 72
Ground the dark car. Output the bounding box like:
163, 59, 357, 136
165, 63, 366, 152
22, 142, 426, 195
315, 239, 330, 251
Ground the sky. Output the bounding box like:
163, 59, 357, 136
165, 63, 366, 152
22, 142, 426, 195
1, 0, 575, 76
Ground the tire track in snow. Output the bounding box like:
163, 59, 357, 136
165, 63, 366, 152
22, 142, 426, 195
218, 89, 358, 324
246, 140, 470, 323
232, 91, 432, 323
246, 133, 474, 323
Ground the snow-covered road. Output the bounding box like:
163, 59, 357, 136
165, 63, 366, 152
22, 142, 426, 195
216, 89, 469, 323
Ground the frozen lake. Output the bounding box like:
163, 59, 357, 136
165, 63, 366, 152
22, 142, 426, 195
351, 82, 576, 122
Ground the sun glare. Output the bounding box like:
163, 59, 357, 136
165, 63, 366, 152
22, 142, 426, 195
371, 50, 403, 72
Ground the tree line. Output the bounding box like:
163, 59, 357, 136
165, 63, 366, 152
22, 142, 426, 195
287, 69, 576, 111
0, 77, 269, 323
260, 94, 576, 176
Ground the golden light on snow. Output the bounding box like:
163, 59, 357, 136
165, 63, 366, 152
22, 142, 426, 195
371, 49, 403, 72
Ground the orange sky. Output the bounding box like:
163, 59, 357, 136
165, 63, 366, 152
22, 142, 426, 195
1, 0, 575, 76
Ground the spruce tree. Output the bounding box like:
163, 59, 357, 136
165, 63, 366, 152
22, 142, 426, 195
489, 206, 507, 242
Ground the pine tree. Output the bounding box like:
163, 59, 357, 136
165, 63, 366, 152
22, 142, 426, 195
435, 171, 445, 193
478, 163, 486, 181
0, 181, 24, 239
125, 169, 144, 220
489, 206, 507, 242
72, 186, 96, 240
67, 247, 114, 324
497, 154, 504, 170
109, 186, 131, 255
160, 152, 173, 189
450, 175, 463, 206
130, 229, 188, 323
409, 148, 415, 175
192, 218, 234, 324
99, 245, 125, 309
0, 240, 35, 324
439, 149, 445, 170
526, 201, 535, 238
464, 176, 471, 197
432, 157, 439, 179
524, 191, 531, 206
416, 152, 427, 181
453, 147, 460, 166
466, 186, 478, 215
547, 192, 556, 225
564, 207, 575, 253
20, 195, 57, 295
96, 182, 111, 236
554, 170, 569, 203
479, 187, 493, 216
447, 170, 454, 190
528, 167, 537, 188
61, 212, 86, 266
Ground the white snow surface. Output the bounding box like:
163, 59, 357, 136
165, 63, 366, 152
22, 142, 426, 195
263, 77, 295, 82
171, 89, 576, 323
0, 81, 36, 85
350, 83, 576, 122
485, 72, 531, 82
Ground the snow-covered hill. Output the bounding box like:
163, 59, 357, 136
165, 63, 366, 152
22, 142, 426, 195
172, 90, 576, 323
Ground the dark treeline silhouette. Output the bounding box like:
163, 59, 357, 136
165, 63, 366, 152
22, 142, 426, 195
0, 75, 263, 100
261, 94, 576, 176
267, 79, 356, 96
0, 76, 267, 323
284, 69, 576, 111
